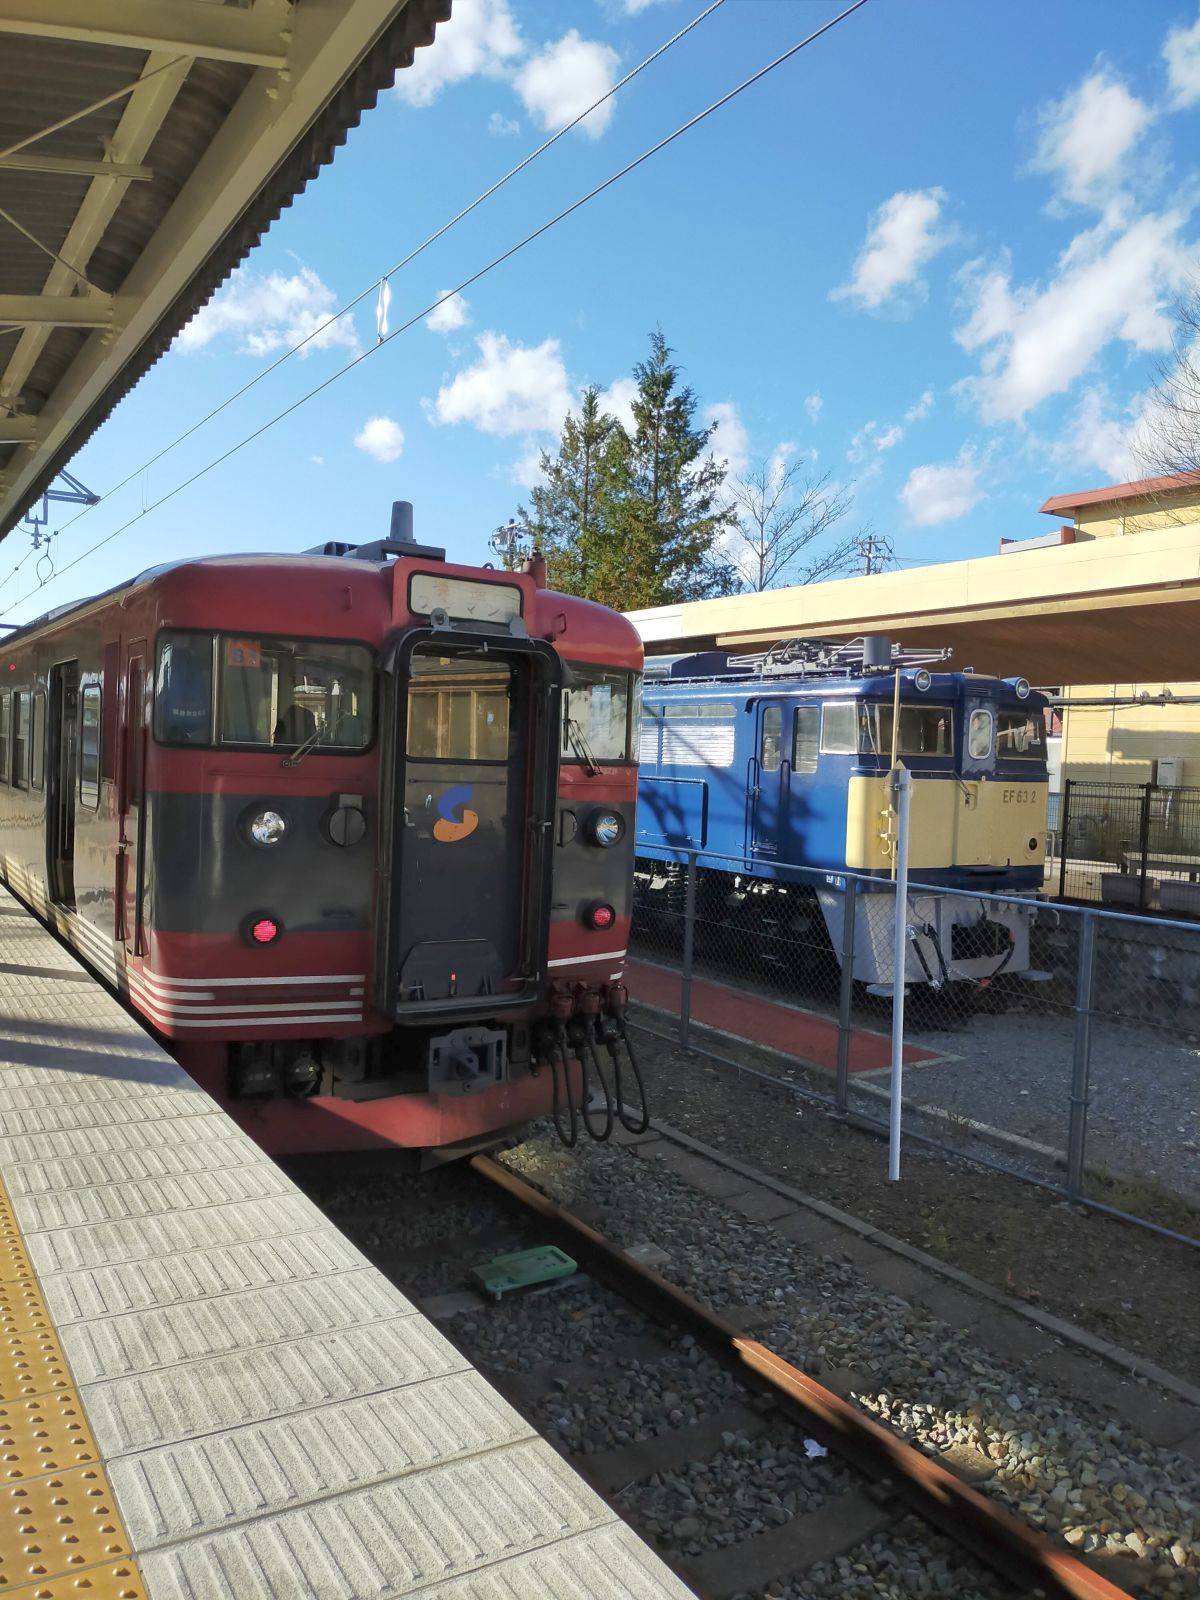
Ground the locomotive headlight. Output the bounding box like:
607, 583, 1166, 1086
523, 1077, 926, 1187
588, 809, 624, 848
913, 669, 932, 692
249, 808, 288, 847
1014, 678, 1031, 700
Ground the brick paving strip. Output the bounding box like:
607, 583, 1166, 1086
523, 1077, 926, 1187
614, 1118, 1200, 1460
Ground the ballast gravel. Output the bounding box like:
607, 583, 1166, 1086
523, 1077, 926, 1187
534, 1345, 741, 1454
502, 1131, 1200, 1598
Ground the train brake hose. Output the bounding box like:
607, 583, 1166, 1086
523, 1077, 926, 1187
579, 1027, 615, 1142
550, 1025, 579, 1148
609, 1021, 651, 1135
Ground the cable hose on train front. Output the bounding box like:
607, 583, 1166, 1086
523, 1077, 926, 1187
580, 1028, 614, 1142
609, 1021, 650, 1135
550, 1024, 579, 1148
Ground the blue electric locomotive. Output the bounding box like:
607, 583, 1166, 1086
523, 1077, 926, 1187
634, 637, 1050, 989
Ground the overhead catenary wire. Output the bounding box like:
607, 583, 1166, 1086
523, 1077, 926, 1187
0, 0, 870, 622
30, 0, 730, 559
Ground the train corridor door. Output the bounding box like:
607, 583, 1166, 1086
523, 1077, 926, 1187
385, 642, 549, 1012
46, 660, 80, 908
117, 646, 147, 951
750, 701, 786, 859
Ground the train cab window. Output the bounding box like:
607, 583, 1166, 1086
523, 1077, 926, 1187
792, 704, 819, 773
760, 706, 783, 773
869, 704, 953, 757
31, 692, 44, 790
968, 709, 993, 759
80, 686, 101, 809
997, 709, 1045, 760
11, 693, 28, 789
155, 632, 213, 745
407, 651, 512, 760
562, 666, 632, 764
821, 701, 857, 754
0, 694, 8, 783
219, 636, 374, 753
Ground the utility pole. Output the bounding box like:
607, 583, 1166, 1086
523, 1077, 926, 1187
855, 531, 894, 575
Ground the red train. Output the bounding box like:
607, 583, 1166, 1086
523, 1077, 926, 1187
0, 504, 643, 1153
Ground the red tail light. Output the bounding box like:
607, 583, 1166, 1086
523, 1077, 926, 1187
587, 903, 616, 931
248, 916, 281, 946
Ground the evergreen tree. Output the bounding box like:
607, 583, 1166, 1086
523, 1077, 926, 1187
604, 332, 737, 609
514, 387, 618, 593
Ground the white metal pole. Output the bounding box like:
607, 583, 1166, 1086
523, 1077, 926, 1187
889, 763, 912, 1182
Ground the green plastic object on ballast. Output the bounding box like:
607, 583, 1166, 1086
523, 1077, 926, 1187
471, 1245, 577, 1301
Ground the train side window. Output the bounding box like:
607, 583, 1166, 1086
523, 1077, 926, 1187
760, 706, 783, 772
11, 693, 27, 789
80, 686, 101, 809
792, 705, 819, 773
31, 692, 45, 790
968, 709, 993, 759
155, 631, 213, 745
821, 701, 857, 754
0, 694, 8, 783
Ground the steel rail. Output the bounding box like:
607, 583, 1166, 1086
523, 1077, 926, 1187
471, 1151, 1136, 1600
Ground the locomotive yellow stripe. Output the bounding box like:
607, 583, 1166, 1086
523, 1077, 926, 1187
0, 1171, 147, 1600
845, 774, 1048, 872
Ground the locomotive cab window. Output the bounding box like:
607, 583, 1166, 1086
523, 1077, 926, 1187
997, 710, 1045, 760
760, 705, 783, 772
221, 637, 374, 752
80, 685, 101, 809
155, 632, 213, 745
11, 693, 27, 789
821, 701, 858, 754
562, 666, 632, 764
31, 691, 45, 791
867, 704, 953, 757
407, 651, 512, 760
968, 709, 994, 759
792, 704, 819, 773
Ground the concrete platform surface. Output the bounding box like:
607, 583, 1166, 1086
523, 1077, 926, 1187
0, 886, 691, 1600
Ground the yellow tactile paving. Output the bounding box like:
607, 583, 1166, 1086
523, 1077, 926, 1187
0, 1175, 145, 1600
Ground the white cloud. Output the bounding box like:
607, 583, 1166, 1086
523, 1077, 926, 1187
426, 290, 470, 334
514, 30, 619, 138
598, 376, 638, 432
1050, 386, 1157, 482
488, 110, 520, 136
831, 188, 951, 311
705, 401, 750, 479
955, 211, 1193, 424
1032, 69, 1152, 208
622, 0, 671, 11
512, 440, 548, 490
176, 266, 357, 357
875, 424, 903, 451
1164, 13, 1200, 110
431, 332, 572, 436
899, 453, 982, 526
804, 392, 823, 423
904, 389, 934, 423
393, 0, 522, 106
354, 417, 405, 463
310, 454, 324, 466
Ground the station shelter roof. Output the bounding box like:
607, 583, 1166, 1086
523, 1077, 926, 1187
0, 0, 449, 542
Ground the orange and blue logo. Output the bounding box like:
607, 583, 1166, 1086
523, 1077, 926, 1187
433, 784, 479, 843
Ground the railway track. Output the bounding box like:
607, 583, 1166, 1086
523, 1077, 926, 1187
295, 1141, 1140, 1600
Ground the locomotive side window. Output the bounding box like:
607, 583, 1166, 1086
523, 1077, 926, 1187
407, 652, 512, 760
155, 632, 213, 745
562, 667, 632, 764
997, 710, 1045, 760
760, 706, 783, 773
821, 701, 857, 754
31, 692, 44, 791
792, 705, 819, 773
968, 709, 993, 759
220, 637, 374, 752
80, 686, 101, 809
11, 693, 27, 789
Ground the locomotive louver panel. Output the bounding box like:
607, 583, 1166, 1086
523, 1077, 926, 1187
639, 726, 660, 766
660, 723, 736, 768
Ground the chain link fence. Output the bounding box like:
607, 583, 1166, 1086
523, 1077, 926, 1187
628, 846, 1200, 1247
1055, 778, 1200, 915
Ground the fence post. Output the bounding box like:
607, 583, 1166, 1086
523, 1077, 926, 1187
1066, 910, 1097, 1201
1137, 784, 1154, 912
679, 849, 697, 1050
835, 881, 857, 1115
1058, 778, 1071, 901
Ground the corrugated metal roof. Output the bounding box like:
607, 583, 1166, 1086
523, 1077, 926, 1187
0, 0, 451, 541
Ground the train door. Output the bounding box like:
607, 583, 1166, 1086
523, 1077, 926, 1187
380, 638, 556, 1013
117, 644, 147, 951
46, 660, 80, 908
750, 701, 786, 859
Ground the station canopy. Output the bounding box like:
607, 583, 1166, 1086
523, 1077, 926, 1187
0, 0, 449, 541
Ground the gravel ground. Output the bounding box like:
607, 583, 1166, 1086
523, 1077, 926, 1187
781, 1514, 1011, 1600
533, 1340, 741, 1453
502, 1130, 1200, 1599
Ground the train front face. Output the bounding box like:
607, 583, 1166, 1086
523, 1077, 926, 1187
840, 672, 1050, 987
147, 556, 640, 1153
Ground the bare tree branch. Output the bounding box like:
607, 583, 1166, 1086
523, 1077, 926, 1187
724, 458, 858, 590
1135, 280, 1200, 482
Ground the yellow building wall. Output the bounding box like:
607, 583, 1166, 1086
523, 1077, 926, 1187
1073, 487, 1200, 541
1061, 684, 1200, 785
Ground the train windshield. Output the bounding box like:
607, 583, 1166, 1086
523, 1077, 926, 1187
154, 631, 375, 751
562, 666, 634, 763
996, 709, 1045, 760
822, 700, 953, 757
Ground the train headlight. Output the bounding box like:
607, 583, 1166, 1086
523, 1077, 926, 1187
1014, 678, 1031, 700
913, 669, 931, 692
248, 808, 288, 847
588, 809, 624, 848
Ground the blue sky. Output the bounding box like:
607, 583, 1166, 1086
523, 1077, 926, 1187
5, 0, 1200, 622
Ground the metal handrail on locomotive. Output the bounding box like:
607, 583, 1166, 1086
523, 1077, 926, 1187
635, 636, 1050, 989
0, 502, 643, 1153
